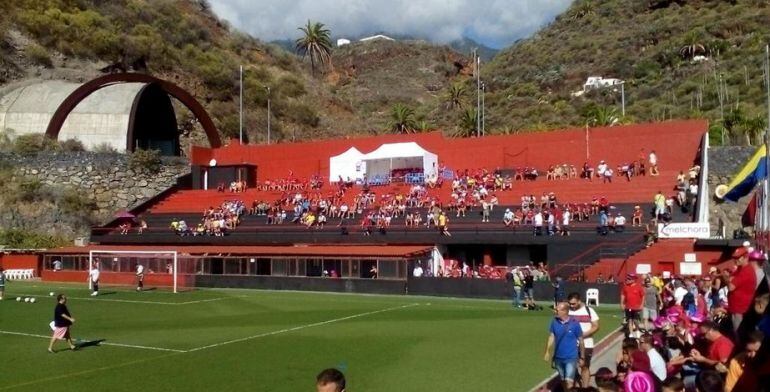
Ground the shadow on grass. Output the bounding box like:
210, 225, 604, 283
75, 339, 106, 350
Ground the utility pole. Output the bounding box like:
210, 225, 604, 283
718, 73, 725, 145
620, 82, 626, 117
239, 65, 243, 144
266, 86, 271, 145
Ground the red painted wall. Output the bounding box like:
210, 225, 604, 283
190, 120, 707, 181
42, 270, 190, 287
0, 254, 41, 271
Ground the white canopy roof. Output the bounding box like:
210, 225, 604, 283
361, 142, 438, 180
329, 147, 365, 182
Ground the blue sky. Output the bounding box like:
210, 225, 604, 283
208, 0, 573, 49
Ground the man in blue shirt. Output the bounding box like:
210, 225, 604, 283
543, 302, 584, 391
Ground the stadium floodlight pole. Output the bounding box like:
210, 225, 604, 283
239, 65, 243, 145
476, 52, 481, 137
265, 86, 271, 145
481, 81, 486, 136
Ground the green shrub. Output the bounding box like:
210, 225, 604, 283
59, 189, 96, 215
277, 75, 306, 98
59, 138, 85, 152
25, 43, 53, 67
16, 179, 44, 202
285, 103, 319, 127
128, 148, 162, 174
0, 229, 68, 249
92, 143, 117, 153
12, 134, 60, 154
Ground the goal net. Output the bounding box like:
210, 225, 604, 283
88, 250, 184, 293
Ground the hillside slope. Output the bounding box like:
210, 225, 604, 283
483, 0, 770, 142
327, 39, 472, 134
0, 1, 472, 144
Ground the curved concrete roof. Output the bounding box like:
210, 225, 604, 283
0, 81, 147, 151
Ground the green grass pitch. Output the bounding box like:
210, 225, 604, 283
0, 281, 618, 391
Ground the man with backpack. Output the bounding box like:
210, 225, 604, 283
567, 292, 600, 387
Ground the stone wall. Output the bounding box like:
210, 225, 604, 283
1, 151, 189, 215
707, 146, 756, 237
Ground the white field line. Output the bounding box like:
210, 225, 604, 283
186, 302, 421, 352
0, 352, 179, 391
0, 330, 185, 353
9, 293, 238, 306
1, 303, 420, 356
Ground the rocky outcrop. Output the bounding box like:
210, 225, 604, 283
2, 152, 188, 214
707, 146, 757, 237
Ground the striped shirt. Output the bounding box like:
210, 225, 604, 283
568, 305, 599, 348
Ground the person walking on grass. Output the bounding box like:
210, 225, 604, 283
136, 263, 145, 292
567, 292, 600, 388
48, 294, 77, 353
0, 268, 6, 300
89, 261, 100, 296
544, 302, 584, 391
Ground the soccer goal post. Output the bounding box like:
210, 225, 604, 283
88, 250, 180, 293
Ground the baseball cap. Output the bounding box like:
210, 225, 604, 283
732, 247, 748, 259
626, 273, 637, 280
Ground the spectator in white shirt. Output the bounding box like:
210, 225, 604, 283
503, 209, 514, 227
533, 211, 544, 236
597, 161, 608, 177
89, 262, 100, 296
412, 263, 424, 278
603, 168, 613, 183
640, 334, 667, 381
614, 213, 626, 232
561, 210, 571, 236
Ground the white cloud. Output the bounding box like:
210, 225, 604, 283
208, 0, 572, 48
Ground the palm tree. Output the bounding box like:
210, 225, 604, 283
388, 103, 417, 134
586, 106, 619, 127
569, 0, 595, 20
455, 108, 478, 137
722, 107, 744, 145
444, 83, 466, 110
295, 20, 333, 75
679, 31, 706, 59
741, 114, 767, 146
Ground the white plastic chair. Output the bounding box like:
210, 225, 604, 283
586, 288, 600, 306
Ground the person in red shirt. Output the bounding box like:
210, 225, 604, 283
690, 320, 734, 370
621, 273, 645, 334
728, 247, 757, 332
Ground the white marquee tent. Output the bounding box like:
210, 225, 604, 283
329, 147, 366, 182
361, 142, 438, 180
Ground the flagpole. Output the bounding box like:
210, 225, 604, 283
762, 45, 770, 241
